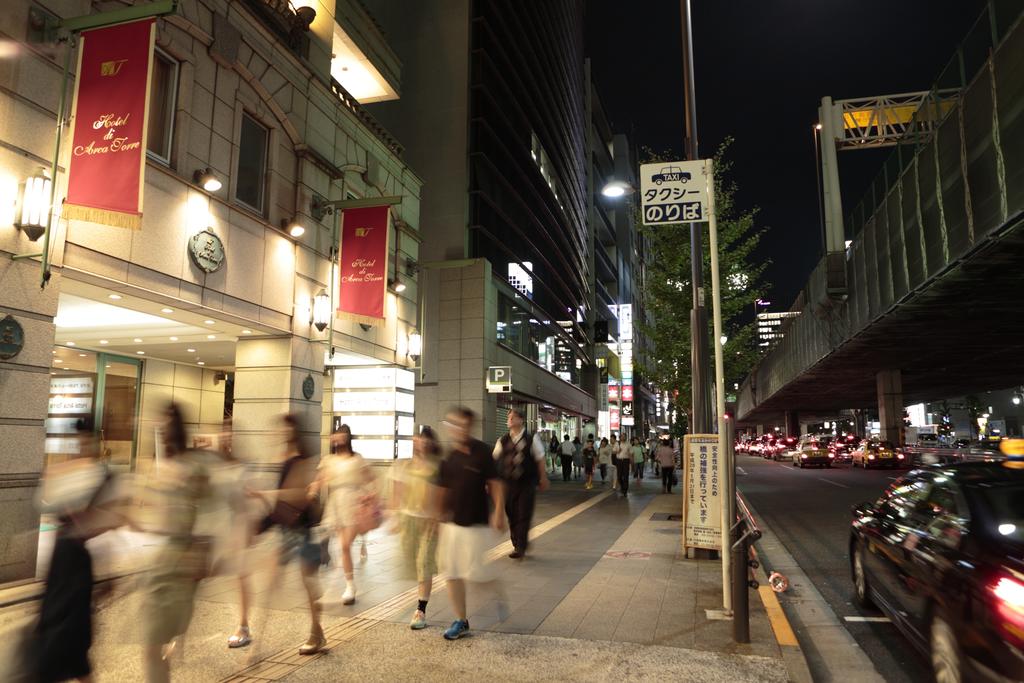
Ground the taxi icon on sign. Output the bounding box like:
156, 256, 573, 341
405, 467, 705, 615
652, 166, 692, 185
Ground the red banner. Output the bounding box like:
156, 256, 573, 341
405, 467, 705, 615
63, 18, 155, 230
338, 205, 390, 323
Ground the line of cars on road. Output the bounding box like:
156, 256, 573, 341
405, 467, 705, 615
848, 442, 1024, 682
737, 433, 910, 469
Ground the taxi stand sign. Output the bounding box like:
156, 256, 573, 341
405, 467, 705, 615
639, 159, 711, 226
487, 366, 512, 393
682, 434, 722, 551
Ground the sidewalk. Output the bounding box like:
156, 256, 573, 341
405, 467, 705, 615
0, 475, 804, 682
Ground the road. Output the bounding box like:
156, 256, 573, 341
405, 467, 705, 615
736, 453, 930, 683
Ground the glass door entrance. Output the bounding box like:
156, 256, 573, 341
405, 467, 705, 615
47, 347, 141, 472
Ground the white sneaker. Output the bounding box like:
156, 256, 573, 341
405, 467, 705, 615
342, 582, 356, 605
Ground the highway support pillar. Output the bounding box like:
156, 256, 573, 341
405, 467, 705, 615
756, 424, 764, 436
784, 411, 799, 438
877, 370, 904, 445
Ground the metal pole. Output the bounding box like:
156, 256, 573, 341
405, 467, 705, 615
706, 158, 732, 612
39, 37, 74, 288
813, 125, 826, 257
731, 531, 750, 642
680, 0, 711, 434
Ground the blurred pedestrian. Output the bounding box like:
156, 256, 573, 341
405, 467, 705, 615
25, 419, 135, 683
558, 434, 574, 482
582, 436, 597, 489
632, 438, 646, 481
597, 437, 612, 484
493, 409, 549, 559
658, 438, 677, 494
315, 423, 376, 605
437, 407, 506, 640
143, 404, 244, 680
609, 434, 620, 490
390, 426, 442, 630
614, 436, 632, 496
247, 414, 325, 657
548, 433, 559, 475
571, 436, 583, 479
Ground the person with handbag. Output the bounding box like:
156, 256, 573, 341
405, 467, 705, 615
247, 413, 325, 657
313, 423, 377, 606
389, 426, 442, 630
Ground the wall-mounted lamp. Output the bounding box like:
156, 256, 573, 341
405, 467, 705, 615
282, 218, 305, 238
193, 168, 222, 192
390, 278, 407, 294
311, 288, 331, 332
408, 330, 422, 361
405, 257, 420, 276
16, 169, 52, 241
359, 323, 373, 332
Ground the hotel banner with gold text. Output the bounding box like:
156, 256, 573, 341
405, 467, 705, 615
63, 18, 156, 230
338, 205, 391, 323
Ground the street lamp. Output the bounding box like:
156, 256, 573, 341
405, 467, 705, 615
600, 179, 633, 198
311, 288, 331, 332
16, 169, 51, 241
408, 330, 422, 361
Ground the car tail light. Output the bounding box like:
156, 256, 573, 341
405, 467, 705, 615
801, 454, 808, 459
868, 454, 876, 460
991, 576, 1024, 644
897, 453, 905, 460
828, 453, 835, 458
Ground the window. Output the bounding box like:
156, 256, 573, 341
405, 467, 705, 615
146, 49, 178, 163
235, 113, 268, 212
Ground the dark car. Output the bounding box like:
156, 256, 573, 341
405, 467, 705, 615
849, 462, 1024, 682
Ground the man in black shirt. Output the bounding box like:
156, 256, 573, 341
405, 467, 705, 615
437, 407, 505, 640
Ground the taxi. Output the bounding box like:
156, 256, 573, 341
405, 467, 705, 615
852, 440, 906, 469
791, 438, 834, 468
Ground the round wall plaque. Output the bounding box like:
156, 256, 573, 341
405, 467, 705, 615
302, 373, 315, 400
0, 315, 25, 360
188, 229, 225, 273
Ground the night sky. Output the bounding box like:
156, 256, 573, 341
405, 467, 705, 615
587, 0, 988, 309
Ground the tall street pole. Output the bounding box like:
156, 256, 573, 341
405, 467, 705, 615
681, 0, 711, 434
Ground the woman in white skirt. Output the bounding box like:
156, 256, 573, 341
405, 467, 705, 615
314, 424, 375, 605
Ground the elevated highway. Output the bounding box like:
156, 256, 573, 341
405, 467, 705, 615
737, 6, 1024, 439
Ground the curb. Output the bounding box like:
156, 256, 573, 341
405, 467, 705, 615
754, 564, 813, 683
741, 492, 885, 683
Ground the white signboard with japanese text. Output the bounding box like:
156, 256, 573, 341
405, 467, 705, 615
640, 159, 710, 226
682, 434, 722, 550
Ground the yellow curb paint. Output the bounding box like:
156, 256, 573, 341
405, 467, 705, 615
758, 585, 799, 647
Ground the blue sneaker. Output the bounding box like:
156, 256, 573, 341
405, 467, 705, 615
443, 619, 469, 640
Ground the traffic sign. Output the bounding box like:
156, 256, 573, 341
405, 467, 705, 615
486, 366, 511, 393
639, 159, 710, 226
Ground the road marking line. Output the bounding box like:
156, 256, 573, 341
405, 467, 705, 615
224, 490, 615, 681
887, 477, 899, 480
817, 478, 850, 489
737, 467, 747, 476
758, 585, 799, 647
844, 616, 892, 623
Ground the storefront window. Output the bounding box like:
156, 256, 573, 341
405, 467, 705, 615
46, 347, 140, 471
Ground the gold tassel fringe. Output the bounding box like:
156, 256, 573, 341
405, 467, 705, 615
62, 203, 142, 230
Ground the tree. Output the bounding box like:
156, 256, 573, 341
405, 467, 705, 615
637, 138, 770, 435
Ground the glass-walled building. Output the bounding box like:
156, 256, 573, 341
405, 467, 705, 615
365, 0, 596, 443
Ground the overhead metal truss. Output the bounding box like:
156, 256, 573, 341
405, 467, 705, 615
834, 91, 959, 150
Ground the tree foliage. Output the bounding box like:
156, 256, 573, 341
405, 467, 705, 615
638, 138, 770, 435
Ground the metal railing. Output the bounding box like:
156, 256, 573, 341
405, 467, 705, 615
731, 491, 762, 643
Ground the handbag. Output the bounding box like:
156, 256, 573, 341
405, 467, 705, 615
354, 490, 383, 534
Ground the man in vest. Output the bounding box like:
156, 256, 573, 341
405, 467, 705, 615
493, 408, 550, 559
